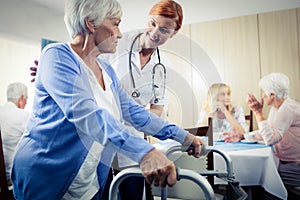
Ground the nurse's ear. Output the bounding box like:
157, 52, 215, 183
85, 18, 95, 34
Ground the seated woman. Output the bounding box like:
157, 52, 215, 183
225, 72, 300, 189
196, 83, 248, 139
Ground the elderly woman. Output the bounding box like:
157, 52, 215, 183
226, 72, 300, 190
11, 0, 203, 199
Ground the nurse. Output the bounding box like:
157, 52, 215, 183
100, 0, 184, 199
103, 0, 182, 116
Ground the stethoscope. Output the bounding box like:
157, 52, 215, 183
129, 33, 166, 103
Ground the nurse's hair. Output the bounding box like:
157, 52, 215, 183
149, 0, 183, 31
64, 0, 122, 38
6, 82, 28, 104
259, 72, 290, 99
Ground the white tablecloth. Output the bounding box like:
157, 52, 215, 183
153, 139, 288, 199
214, 143, 287, 199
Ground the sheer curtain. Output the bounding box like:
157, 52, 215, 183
0, 35, 40, 113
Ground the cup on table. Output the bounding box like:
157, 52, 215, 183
244, 133, 255, 142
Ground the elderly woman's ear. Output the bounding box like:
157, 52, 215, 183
85, 18, 95, 34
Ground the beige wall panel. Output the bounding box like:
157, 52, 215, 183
259, 9, 300, 101
190, 20, 224, 125
161, 25, 195, 127
222, 15, 261, 121
190, 20, 225, 79
160, 7, 300, 129
178, 25, 190, 38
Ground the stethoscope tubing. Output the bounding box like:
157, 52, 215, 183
129, 33, 143, 97
129, 33, 166, 102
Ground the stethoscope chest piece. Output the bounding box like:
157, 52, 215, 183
131, 89, 140, 98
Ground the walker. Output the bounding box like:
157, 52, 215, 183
109, 143, 247, 200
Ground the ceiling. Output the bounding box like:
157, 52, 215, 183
28, 0, 300, 26
3, 0, 300, 42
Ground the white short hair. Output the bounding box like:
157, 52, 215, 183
7, 82, 28, 103
259, 72, 289, 99
64, 0, 122, 38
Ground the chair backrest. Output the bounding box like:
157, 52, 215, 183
184, 117, 213, 145
0, 130, 10, 199
245, 110, 253, 132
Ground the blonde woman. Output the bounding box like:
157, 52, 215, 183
196, 83, 248, 138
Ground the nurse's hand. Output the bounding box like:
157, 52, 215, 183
140, 149, 176, 187
30, 60, 38, 82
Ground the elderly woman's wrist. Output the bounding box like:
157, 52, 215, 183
224, 110, 230, 117
182, 133, 195, 146
254, 111, 265, 122
253, 109, 262, 116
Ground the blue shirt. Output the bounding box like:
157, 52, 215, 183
12, 43, 188, 200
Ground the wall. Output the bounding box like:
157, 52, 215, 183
0, 6, 299, 130
163, 8, 300, 130
0, 0, 68, 43
0, 36, 40, 112
0, 0, 67, 112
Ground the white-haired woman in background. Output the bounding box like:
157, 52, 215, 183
226, 72, 300, 190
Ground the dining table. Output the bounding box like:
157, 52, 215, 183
153, 138, 287, 199
212, 140, 287, 200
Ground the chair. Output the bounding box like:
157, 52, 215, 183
245, 110, 253, 132
0, 130, 11, 199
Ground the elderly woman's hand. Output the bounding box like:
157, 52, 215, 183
247, 93, 264, 114
223, 132, 243, 142
139, 149, 177, 187
211, 102, 226, 114
223, 128, 243, 143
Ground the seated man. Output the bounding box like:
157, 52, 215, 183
0, 82, 29, 190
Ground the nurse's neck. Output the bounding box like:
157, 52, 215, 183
140, 47, 155, 56
139, 48, 156, 69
